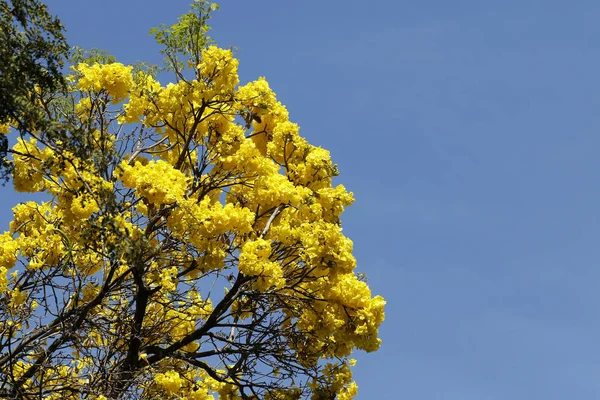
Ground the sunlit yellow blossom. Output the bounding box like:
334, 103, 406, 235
117, 159, 187, 205
11, 137, 54, 192
238, 238, 285, 291
0, 122, 10, 134
70, 194, 99, 220
76, 62, 133, 103
154, 370, 184, 394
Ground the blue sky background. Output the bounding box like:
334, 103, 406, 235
3, 0, 600, 398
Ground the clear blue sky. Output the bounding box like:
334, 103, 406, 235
4, 0, 600, 398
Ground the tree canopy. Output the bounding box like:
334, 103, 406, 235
0, 1, 385, 399
0, 0, 69, 183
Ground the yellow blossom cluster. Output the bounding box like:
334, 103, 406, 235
151, 368, 239, 400
309, 362, 358, 400
0, 232, 19, 274
154, 370, 184, 394
0, 122, 10, 134
9, 201, 65, 272
121, 46, 238, 133
238, 238, 285, 291
167, 197, 254, 251
119, 73, 161, 124
118, 159, 188, 205
75, 62, 134, 103
11, 137, 54, 192
197, 45, 239, 95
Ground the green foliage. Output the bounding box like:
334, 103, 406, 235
69, 46, 117, 66
0, 0, 68, 184
149, 0, 219, 79
0, 0, 68, 127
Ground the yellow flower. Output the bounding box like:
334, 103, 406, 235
154, 370, 184, 394
0, 122, 10, 134
117, 159, 187, 205
238, 239, 285, 291
76, 62, 133, 103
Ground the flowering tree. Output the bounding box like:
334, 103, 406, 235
0, 2, 385, 399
